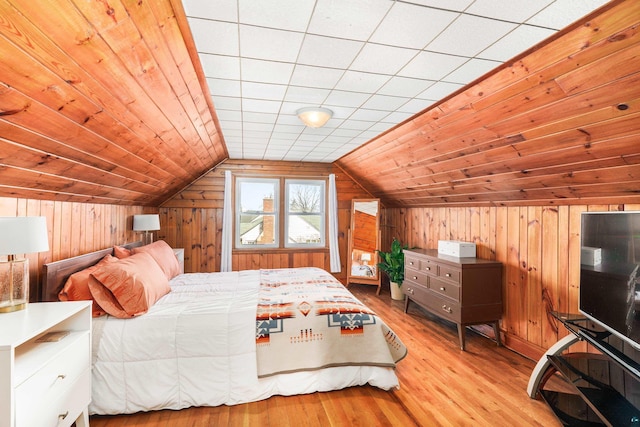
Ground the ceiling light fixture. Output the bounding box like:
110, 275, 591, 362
296, 107, 333, 128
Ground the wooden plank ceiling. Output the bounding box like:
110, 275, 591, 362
0, 0, 638, 208
337, 0, 640, 207
0, 0, 227, 206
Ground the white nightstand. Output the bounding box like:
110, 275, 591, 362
0, 301, 92, 427
173, 248, 185, 274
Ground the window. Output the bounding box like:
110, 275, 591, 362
285, 179, 325, 248
234, 177, 326, 249
235, 178, 279, 248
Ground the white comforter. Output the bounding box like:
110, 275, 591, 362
90, 269, 400, 415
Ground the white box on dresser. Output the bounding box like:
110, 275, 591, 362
0, 301, 91, 427
437, 240, 477, 257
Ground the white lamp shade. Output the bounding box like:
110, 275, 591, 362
296, 107, 333, 128
133, 214, 160, 231
361, 253, 371, 262
0, 216, 49, 255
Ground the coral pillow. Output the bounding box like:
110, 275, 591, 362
132, 240, 181, 280
113, 245, 132, 259
58, 254, 117, 317
88, 252, 170, 318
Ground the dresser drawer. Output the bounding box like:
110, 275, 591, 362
403, 281, 430, 307
429, 277, 460, 302
438, 264, 461, 284
405, 270, 428, 287
423, 292, 462, 323
15, 332, 90, 419
16, 369, 90, 427
420, 258, 438, 275
405, 255, 420, 272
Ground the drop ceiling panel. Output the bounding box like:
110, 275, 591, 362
465, 0, 554, 22
183, 0, 612, 163
425, 14, 517, 57
478, 25, 557, 61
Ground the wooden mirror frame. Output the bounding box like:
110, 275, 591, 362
346, 198, 381, 294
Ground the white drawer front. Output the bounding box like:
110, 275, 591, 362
15, 332, 89, 424
16, 369, 90, 427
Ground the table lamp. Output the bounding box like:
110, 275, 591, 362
0, 216, 49, 313
133, 214, 160, 245
361, 253, 371, 265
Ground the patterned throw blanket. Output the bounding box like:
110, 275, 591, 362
256, 267, 407, 378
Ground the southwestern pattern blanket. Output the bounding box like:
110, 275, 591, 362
256, 267, 407, 377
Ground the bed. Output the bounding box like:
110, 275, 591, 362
41, 241, 407, 415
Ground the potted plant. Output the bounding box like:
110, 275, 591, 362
377, 238, 408, 301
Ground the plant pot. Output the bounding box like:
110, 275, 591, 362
390, 282, 404, 301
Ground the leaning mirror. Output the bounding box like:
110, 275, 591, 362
347, 199, 381, 294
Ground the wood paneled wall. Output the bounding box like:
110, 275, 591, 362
159, 159, 373, 283
0, 196, 153, 301
6, 176, 637, 359
382, 203, 640, 360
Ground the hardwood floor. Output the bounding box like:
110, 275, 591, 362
89, 283, 561, 427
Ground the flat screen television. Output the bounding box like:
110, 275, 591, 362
580, 211, 640, 351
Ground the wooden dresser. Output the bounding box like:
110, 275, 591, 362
403, 249, 503, 350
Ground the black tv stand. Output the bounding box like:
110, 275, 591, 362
528, 312, 640, 426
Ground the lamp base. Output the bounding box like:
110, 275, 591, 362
141, 231, 155, 246
0, 258, 29, 313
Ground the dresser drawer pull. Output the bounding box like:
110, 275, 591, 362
412, 276, 418, 280
59, 411, 69, 421
406, 287, 414, 295
445, 273, 452, 277
424, 267, 431, 271
57, 374, 66, 380
409, 261, 415, 266
439, 286, 445, 291
442, 305, 452, 313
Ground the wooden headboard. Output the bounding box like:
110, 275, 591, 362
40, 241, 143, 302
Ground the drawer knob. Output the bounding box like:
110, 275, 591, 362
407, 287, 414, 295
57, 374, 66, 380
412, 276, 417, 280
59, 411, 69, 421
445, 273, 451, 277
442, 305, 452, 313
440, 287, 445, 291
409, 261, 414, 265
425, 267, 431, 271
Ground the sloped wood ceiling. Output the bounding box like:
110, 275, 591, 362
0, 0, 227, 206
336, 0, 640, 207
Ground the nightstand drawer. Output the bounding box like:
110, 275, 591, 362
429, 277, 460, 302
15, 332, 89, 415
16, 369, 90, 427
